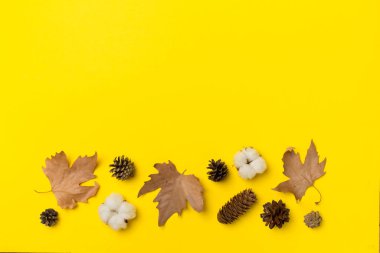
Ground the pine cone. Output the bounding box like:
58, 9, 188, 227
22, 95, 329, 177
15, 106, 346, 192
217, 189, 257, 224
207, 159, 228, 182
110, 156, 135, 180
304, 211, 322, 228
40, 208, 58, 227
260, 200, 290, 229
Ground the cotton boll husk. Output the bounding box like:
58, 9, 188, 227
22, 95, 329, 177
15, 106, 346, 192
243, 148, 260, 162
238, 164, 256, 179
108, 215, 127, 230
118, 202, 136, 220
99, 207, 112, 224
234, 151, 248, 168
105, 193, 124, 210
250, 157, 267, 174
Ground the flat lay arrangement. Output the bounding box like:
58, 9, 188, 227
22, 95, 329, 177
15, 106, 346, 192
1, 1, 377, 252
38, 140, 325, 230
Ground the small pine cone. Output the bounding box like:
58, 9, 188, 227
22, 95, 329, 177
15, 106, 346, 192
110, 156, 135, 181
217, 189, 257, 224
304, 211, 322, 228
260, 200, 290, 229
207, 159, 228, 182
40, 208, 58, 227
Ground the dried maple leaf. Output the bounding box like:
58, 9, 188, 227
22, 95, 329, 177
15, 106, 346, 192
138, 161, 204, 226
42, 151, 100, 209
274, 140, 326, 204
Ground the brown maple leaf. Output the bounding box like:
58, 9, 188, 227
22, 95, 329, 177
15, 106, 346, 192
138, 161, 204, 226
42, 151, 100, 209
274, 140, 326, 204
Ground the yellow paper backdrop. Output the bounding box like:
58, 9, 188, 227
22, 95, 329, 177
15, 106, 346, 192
0, 1, 379, 252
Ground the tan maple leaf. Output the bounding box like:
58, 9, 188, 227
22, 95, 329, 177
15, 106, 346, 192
138, 161, 204, 226
42, 151, 100, 209
274, 140, 326, 204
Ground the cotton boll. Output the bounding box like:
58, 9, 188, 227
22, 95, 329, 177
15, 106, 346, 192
98, 205, 113, 224
99, 193, 137, 230
243, 148, 260, 162
118, 202, 136, 220
108, 215, 127, 231
250, 157, 267, 174
234, 146, 268, 179
105, 193, 124, 210
234, 151, 248, 168
238, 164, 256, 179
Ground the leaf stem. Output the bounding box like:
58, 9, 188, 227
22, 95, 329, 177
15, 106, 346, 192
34, 189, 52, 193
312, 185, 322, 205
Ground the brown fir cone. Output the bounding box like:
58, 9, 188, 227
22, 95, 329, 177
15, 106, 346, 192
109, 155, 135, 181
260, 200, 290, 229
217, 189, 257, 224
40, 208, 58, 227
304, 211, 322, 228
207, 159, 228, 182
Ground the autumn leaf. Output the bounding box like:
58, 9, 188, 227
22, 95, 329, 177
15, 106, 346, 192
138, 161, 204, 226
274, 140, 326, 204
42, 151, 100, 209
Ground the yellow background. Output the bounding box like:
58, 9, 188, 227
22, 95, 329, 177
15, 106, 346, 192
0, 0, 379, 252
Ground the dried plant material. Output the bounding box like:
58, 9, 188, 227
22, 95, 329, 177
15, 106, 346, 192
260, 200, 290, 229
138, 161, 204, 226
304, 211, 322, 228
207, 159, 228, 182
217, 189, 257, 224
98, 193, 136, 231
40, 208, 58, 227
109, 155, 135, 181
234, 147, 267, 179
274, 140, 326, 204
42, 152, 99, 209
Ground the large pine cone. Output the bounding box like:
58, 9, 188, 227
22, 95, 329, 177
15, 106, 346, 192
207, 159, 228, 182
217, 189, 257, 224
109, 156, 135, 181
260, 200, 290, 229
